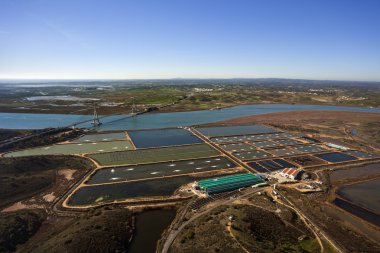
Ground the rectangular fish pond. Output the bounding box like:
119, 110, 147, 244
87, 143, 220, 166
291, 145, 327, 153
266, 147, 302, 157
275, 138, 304, 146
72, 132, 127, 142
67, 172, 241, 206
343, 150, 377, 159
4, 140, 135, 157
210, 132, 294, 143
219, 143, 257, 152
85, 157, 236, 184
127, 128, 202, 148
248, 159, 296, 173
196, 124, 276, 137
233, 150, 272, 161
314, 152, 358, 163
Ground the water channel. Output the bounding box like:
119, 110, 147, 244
1, 104, 379, 130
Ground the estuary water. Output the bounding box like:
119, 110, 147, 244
1, 104, 379, 130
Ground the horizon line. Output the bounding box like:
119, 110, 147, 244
0, 77, 380, 83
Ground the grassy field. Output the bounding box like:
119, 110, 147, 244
88, 143, 220, 166
4, 140, 134, 157
2, 82, 379, 115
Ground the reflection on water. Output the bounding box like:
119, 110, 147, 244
1, 104, 379, 130
128, 209, 176, 253
335, 178, 380, 227
330, 163, 380, 183
68, 175, 196, 206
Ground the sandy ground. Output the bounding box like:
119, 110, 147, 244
42, 192, 56, 203
221, 110, 380, 124
58, 169, 76, 181
2, 201, 43, 212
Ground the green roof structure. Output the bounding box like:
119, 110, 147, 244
197, 173, 264, 194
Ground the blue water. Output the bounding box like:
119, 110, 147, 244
0, 104, 379, 130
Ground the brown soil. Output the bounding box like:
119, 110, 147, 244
220, 110, 380, 124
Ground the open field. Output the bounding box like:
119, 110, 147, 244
86, 157, 236, 184
88, 143, 220, 166
4, 140, 134, 157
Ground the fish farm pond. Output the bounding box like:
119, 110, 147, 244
2, 123, 377, 208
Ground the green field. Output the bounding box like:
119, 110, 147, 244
87, 143, 220, 166
4, 140, 134, 157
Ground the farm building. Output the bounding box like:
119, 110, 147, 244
195, 173, 266, 195
280, 168, 304, 180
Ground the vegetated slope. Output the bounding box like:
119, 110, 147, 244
232, 206, 319, 253
171, 204, 319, 253
282, 186, 380, 252
22, 206, 133, 253
0, 209, 46, 253
0, 128, 84, 153
0, 129, 31, 142
0, 156, 93, 207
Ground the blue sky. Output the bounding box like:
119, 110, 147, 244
1, 0, 380, 81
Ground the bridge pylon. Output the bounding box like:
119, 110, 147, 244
92, 103, 102, 127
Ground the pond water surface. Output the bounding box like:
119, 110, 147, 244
128, 209, 176, 253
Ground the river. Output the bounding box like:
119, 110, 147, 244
0, 104, 379, 130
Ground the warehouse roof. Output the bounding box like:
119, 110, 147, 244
197, 173, 261, 188
281, 168, 303, 178
197, 173, 265, 194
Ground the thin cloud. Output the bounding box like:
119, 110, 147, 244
43, 19, 93, 50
